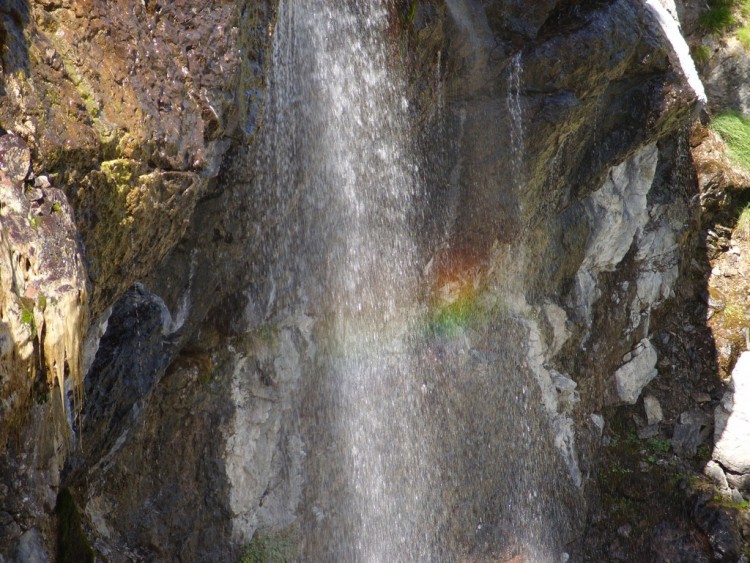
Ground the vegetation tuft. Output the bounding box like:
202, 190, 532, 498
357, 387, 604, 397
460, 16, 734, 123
691, 44, 712, 66
735, 202, 750, 239
240, 530, 297, 563
700, 0, 750, 42
700, 3, 735, 33
711, 110, 750, 171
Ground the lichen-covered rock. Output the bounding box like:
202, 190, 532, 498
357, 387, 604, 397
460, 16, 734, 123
0, 0, 275, 558
0, 133, 87, 444
0, 0, 270, 315
0, 132, 88, 558
613, 339, 659, 405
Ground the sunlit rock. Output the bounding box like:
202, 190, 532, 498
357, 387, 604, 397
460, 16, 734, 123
613, 338, 658, 405
714, 352, 750, 491
644, 394, 664, 426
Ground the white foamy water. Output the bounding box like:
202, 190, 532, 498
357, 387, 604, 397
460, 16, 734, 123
644, 0, 707, 104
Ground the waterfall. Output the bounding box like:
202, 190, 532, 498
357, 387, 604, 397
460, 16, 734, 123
257, 1, 438, 560
254, 1, 575, 561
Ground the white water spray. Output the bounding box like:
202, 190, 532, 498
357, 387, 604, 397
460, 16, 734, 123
258, 1, 438, 560
644, 0, 707, 104
254, 2, 578, 560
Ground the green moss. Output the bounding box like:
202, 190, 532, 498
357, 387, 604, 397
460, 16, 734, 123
58, 54, 101, 121
710, 110, 750, 171
55, 488, 94, 563
647, 438, 672, 454
100, 158, 141, 192
713, 495, 750, 510
240, 530, 297, 563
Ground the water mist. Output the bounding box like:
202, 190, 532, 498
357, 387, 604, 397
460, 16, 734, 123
253, 1, 576, 560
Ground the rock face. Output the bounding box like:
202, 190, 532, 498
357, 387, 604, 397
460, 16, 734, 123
0, 0, 269, 315
714, 352, 750, 491
0, 0, 274, 558
0, 0, 721, 560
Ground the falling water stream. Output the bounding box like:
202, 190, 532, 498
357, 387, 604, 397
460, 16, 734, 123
255, 1, 574, 560
258, 1, 439, 559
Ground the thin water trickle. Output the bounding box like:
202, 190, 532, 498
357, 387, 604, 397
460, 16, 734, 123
507, 53, 524, 190
643, 0, 707, 104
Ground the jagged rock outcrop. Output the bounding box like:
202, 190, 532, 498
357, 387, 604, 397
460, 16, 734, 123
0, 0, 273, 559
0, 0, 730, 560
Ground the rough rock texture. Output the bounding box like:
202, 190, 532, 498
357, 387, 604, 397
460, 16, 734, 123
0, 131, 88, 561
0, 133, 87, 445
1, 0, 274, 558
0, 0, 267, 316
703, 38, 750, 115
714, 352, 750, 491
0, 0, 737, 560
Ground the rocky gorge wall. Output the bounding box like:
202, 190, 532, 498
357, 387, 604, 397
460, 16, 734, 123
0, 0, 746, 561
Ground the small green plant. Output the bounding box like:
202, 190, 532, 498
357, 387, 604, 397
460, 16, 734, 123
692, 44, 712, 66
647, 438, 672, 455
20, 305, 36, 338
403, 1, 418, 25
700, 3, 736, 33
711, 110, 750, 171
51, 202, 62, 213
738, 25, 750, 49
696, 444, 712, 460
240, 531, 296, 563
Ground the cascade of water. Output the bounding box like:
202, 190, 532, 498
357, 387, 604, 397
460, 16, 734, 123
257, 1, 438, 560
254, 2, 575, 561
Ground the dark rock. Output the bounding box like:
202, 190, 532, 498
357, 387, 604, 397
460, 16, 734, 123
689, 491, 743, 562
671, 409, 711, 456
82, 284, 173, 462
649, 520, 712, 563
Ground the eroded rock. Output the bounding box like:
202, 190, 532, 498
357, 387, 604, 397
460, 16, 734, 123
613, 339, 659, 405
714, 352, 750, 490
